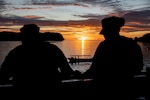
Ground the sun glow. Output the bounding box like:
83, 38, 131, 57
81, 36, 87, 41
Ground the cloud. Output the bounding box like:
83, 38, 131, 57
0, 15, 45, 25
0, 9, 149, 33
14, 7, 36, 10
0, 0, 150, 36
0, 14, 101, 27
122, 10, 150, 25
21, 0, 89, 8
22, 15, 44, 19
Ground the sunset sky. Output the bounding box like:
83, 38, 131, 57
0, 0, 150, 40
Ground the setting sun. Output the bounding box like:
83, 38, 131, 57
81, 36, 86, 41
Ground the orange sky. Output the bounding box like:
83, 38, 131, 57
0, 23, 149, 40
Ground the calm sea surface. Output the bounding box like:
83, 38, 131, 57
0, 40, 150, 73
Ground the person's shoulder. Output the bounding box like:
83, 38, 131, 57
120, 36, 133, 41
96, 40, 107, 50
120, 36, 140, 48
11, 45, 23, 51
120, 36, 137, 43
6, 45, 23, 55
42, 42, 60, 49
97, 40, 105, 46
43, 42, 57, 47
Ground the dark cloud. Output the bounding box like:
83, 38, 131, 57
14, 7, 35, 10
0, 0, 5, 5
0, 0, 6, 13
74, 14, 106, 20
122, 10, 150, 25
0, 15, 46, 26
0, 14, 101, 27
21, 0, 80, 6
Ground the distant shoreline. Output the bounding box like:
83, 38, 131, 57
0, 31, 64, 41
134, 33, 150, 43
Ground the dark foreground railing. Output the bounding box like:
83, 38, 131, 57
0, 73, 148, 100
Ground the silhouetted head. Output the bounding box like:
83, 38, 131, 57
20, 24, 41, 44
100, 16, 125, 39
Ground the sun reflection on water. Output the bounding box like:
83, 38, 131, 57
81, 36, 87, 55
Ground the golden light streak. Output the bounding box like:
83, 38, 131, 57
81, 37, 85, 55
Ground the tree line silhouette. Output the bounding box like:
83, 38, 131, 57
0, 31, 64, 41
135, 33, 150, 42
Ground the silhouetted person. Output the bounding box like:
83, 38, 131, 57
83, 16, 143, 99
0, 24, 76, 99
146, 67, 150, 100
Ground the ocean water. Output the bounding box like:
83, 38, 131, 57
0, 40, 150, 73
